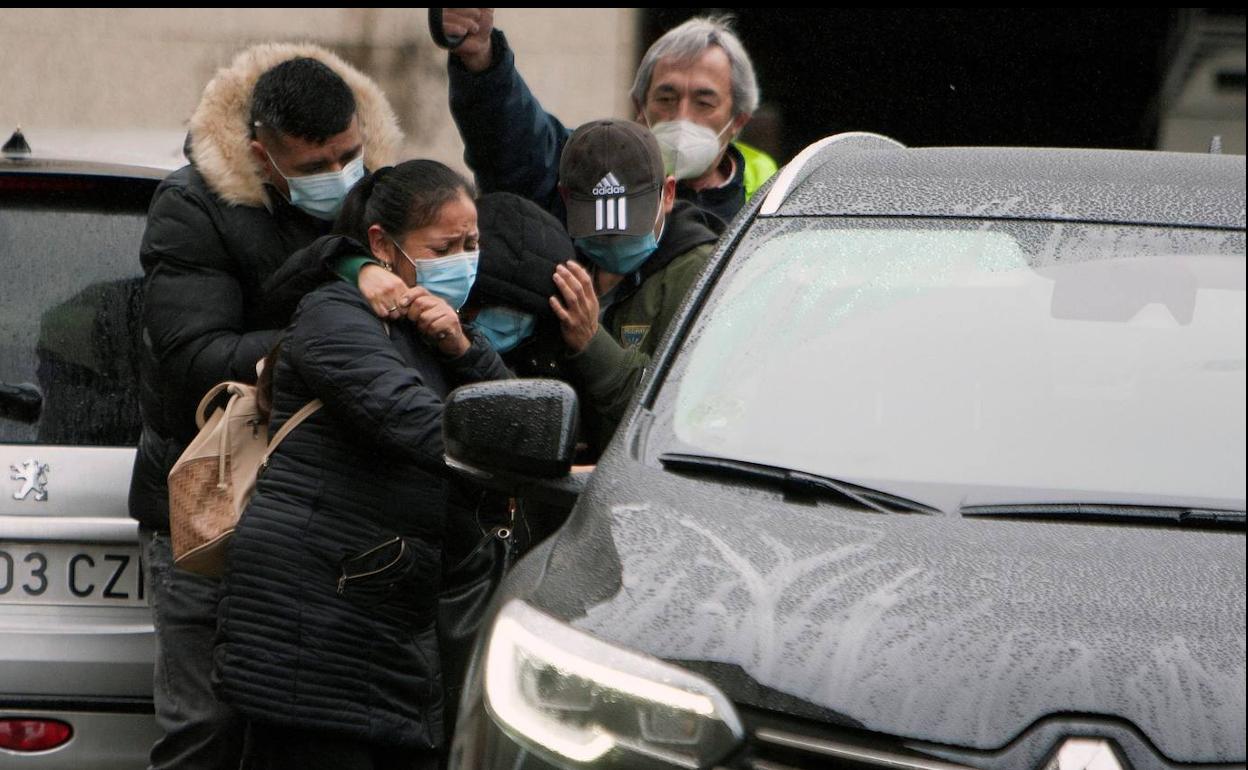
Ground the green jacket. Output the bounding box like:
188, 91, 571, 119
566, 201, 721, 449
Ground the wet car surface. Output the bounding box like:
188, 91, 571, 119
444, 135, 1246, 770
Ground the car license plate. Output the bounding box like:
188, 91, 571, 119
0, 542, 146, 607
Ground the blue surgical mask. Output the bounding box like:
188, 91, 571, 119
392, 238, 479, 310
266, 150, 365, 221
474, 306, 536, 353
575, 204, 664, 275
575, 231, 659, 275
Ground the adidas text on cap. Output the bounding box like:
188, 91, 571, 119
560, 119, 664, 239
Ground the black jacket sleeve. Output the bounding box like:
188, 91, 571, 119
140, 183, 277, 410
284, 292, 510, 470
259, 238, 336, 321
450, 326, 515, 387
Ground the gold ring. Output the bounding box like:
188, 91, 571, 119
387, 305, 399, 312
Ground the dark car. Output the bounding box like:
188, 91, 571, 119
442, 134, 1246, 770
1, 128, 181, 767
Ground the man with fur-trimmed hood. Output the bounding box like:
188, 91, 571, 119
128, 44, 402, 769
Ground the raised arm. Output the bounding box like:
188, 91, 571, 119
443, 13, 571, 219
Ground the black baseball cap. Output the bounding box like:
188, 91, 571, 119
559, 119, 664, 239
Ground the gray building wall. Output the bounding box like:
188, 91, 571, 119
1156, 11, 1246, 155
0, 8, 640, 173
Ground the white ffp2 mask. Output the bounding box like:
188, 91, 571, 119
650, 119, 733, 181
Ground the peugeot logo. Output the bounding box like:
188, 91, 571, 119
10, 459, 50, 502
1042, 738, 1126, 770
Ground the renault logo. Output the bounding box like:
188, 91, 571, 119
1042, 738, 1126, 770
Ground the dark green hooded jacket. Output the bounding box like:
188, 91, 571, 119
567, 200, 721, 448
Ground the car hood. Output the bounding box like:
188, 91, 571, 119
530, 462, 1247, 764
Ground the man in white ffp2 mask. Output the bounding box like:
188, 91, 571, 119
439, 11, 778, 227
647, 116, 736, 183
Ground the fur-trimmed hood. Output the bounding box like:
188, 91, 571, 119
188, 42, 403, 208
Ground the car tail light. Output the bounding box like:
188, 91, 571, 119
0, 719, 73, 752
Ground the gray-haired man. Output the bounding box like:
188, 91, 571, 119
441, 10, 777, 227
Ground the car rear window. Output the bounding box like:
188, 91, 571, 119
0, 173, 157, 446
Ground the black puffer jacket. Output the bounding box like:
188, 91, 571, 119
470, 192, 575, 381
215, 271, 510, 749
136, 165, 326, 443
128, 42, 403, 532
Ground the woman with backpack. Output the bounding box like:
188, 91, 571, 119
214, 160, 509, 770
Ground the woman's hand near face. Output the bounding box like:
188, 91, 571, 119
550, 261, 599, 353
406, 287, 470, 357
359, 263, 417, 321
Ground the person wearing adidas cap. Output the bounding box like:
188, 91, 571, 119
438, 10, 777, 228
551, 118, 721, 450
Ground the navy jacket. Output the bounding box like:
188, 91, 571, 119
448, 29, 750, 226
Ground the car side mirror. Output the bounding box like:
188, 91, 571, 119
0, 382, 42, 423
443, 379, 585, 506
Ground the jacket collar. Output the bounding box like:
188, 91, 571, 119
640, 199, 723, 281
187, 42, 403, 209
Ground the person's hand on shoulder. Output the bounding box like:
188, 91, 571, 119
407, 287, 471, 357
359, 263, 420, 321
441, 8, 495, 73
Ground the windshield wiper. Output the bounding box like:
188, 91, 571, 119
658, 452, 936, 514
961, 503, 1245, 528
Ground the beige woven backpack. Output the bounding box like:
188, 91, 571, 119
168, 381, 321, 577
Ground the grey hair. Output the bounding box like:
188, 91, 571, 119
630, 15, 759, 118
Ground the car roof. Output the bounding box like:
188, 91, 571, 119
762, 133, 1247, 230
1, 128, 186, 180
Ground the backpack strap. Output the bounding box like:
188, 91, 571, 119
260, 400, 324, 469
194, 381, 250, 490
215, 393, 240, 490
195, 382, 240, 429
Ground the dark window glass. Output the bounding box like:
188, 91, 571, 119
0, 174, 157, 446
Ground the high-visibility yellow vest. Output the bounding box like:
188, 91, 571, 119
735, 141, 779, 200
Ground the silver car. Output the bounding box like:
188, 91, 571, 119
1, 129, 180, 768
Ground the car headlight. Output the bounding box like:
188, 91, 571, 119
484, 599, 744, 768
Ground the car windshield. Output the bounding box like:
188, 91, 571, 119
653, 218, 1246, 512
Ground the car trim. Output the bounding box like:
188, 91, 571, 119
753, 727, 977, 770
758, 136, 840, 216
634, 167, 776, 428
0, 695, 154, 714
759, 132, 907, 216
0, 158, 171, 181
0, 516, 139, 543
